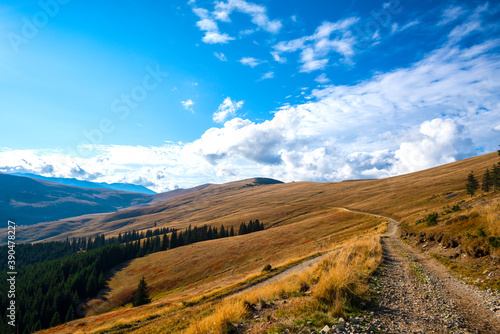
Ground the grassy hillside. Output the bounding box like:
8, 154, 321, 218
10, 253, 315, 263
19, 152, 498, 245
0, 172, 152, 228
38, 210, 385, 334
37, 151, 500, 334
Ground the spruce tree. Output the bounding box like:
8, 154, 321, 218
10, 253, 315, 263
219, 225, 226, 238
493, 163, 500, 192
170, 230, 178, 249
482, 168, 493, 192
50, 312, 61, 327
161, 233, 169, 251
466, 171, 479, 198
65, 305, 75, 323
132, 277, 151, 307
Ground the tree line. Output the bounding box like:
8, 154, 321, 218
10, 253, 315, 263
466, 146, 500, 197
0, 220, 265, 333
0, 227, 175, 271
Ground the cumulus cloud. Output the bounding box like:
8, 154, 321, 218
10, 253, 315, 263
315, 73, 330, 84
213, 97, 244, 123
192, 6, 234, 44
273, 18, 358, 72
181, 99, 195, 112
239, 57, 261, 67
213, 0, 282, 33
189, 0, 281, 44
394, 118, 474, 174
2, 34, 499, 191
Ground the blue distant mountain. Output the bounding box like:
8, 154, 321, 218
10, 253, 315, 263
10, 173, 156, 194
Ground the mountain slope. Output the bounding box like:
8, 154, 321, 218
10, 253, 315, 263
0, 172, 153, 226
10, 172, 156, 194
29, 152, 500, 334
16, 152, 497, 245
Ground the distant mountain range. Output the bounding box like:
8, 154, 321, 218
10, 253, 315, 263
0, 172, 154, 227
10, 173, 156, 194
0, 173, 282, 230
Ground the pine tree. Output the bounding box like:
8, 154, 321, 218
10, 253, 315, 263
493, 163, 500, 192
229, 226, 235, 237
50, 312, 61, 327
98, 272, 105, 289
219, 225, 226, 238
161, 233, 169, 251
239, 222, 247, 235
482, 168, 493, 192
132, 277, 151, 307
65, 305, 75, 323
466, 171, 479, 198
170, 230, 178, 249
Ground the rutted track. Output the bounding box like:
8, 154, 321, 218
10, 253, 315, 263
343, 208, 500, 333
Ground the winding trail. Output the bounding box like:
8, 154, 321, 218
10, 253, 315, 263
343, 208, 500, 334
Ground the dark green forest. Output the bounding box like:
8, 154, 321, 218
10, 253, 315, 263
0, 220, 264, 333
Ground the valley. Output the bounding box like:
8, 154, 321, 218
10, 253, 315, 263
0, 151, 499, 333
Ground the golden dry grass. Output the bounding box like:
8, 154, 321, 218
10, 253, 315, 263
20, 152, 498, 244
85, 209, 378, 315
184, 234, 383, 334
34, 151, 499, 333
39, 211, 382, 334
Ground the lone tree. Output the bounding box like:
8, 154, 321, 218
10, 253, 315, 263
493, 164, 500, 192
466, 171, 479, 198
133, 276, 151, 307
482, 168, 493, 193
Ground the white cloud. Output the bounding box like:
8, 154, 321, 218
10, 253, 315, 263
214, 0, 282, 33
438, 6, 466, 26
214, 52, 228, 61
260, 71, 274, 80
273, 18, 358, 72
239, 57, 261, 67
203, 31, 234, 44
447, 4, 487, 44
181, 99, 195, 112
391, 19, 419, 34
213, 97, 244, 123
315, 73, 330, 84
271, 51, 286, 63
394, 118, 474, 174
191, 6, 235, 44
2, 37, 499, 190
189, 0, 281, 45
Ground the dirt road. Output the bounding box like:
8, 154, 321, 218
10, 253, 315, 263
343, 208, 500, 333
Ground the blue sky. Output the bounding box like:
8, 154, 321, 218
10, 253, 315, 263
0, 0, 499, 192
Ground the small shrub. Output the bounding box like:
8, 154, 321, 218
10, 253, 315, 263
262, 264, 272, 272
488, 236, 500, 249
299, 282, 310, 293
425, 213, 439, 227
477, 227, 487, 238
416, 212, 439, 226
222, 322, 238, 334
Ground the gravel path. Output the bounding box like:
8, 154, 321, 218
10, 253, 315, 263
340, 209, 500, 334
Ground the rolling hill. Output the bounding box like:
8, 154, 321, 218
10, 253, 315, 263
0, 172, 154, 227
0, 173, 228, 230
10, 172, 157, 194
35, 151, 500, 334
17, 152, 497, 244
